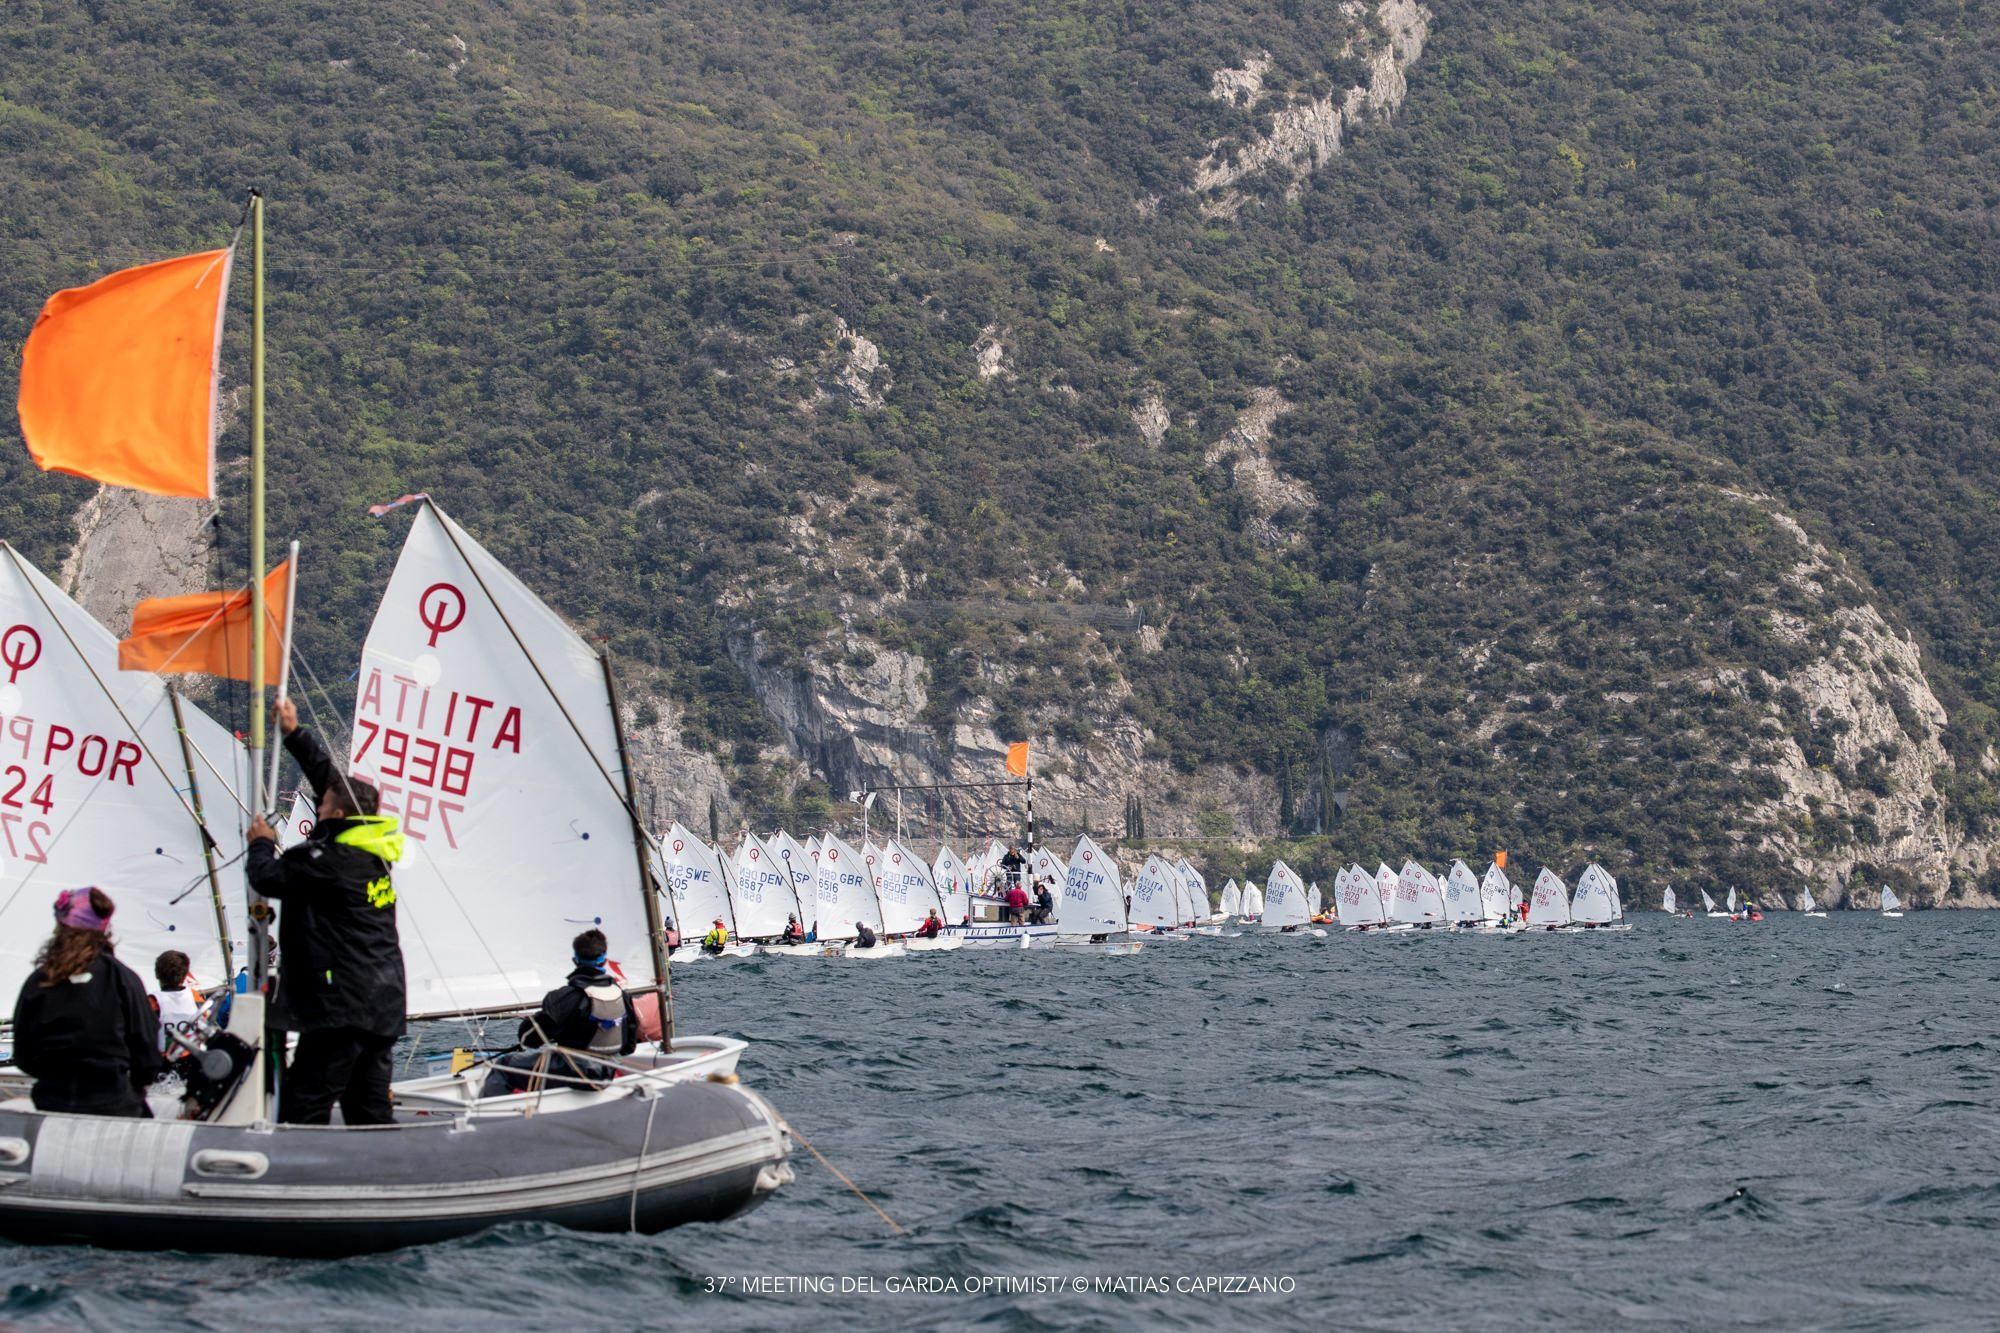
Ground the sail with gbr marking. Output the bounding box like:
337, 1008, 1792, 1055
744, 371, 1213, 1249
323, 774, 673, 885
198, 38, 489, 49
814, 833, 880, 940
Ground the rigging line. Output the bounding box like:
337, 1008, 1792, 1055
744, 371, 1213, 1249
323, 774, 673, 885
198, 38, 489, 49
427, 506, 667, 859
629, 1090, 663, 1233
783, 1120, 905, 1237
175, 719, 254, 819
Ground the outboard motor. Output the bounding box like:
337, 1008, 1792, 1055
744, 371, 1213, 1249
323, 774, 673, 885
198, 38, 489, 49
167, 1026, 255, 1119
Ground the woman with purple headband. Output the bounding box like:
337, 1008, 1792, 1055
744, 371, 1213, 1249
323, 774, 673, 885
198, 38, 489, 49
9, 887, 163, 1118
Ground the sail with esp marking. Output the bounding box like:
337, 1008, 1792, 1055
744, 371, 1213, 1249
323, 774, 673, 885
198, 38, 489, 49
769, 829, 816, 930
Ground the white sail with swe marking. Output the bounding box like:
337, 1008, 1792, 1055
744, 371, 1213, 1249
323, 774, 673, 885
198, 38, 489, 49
1528, 868, 1571, 928
0, 544, 249, 1000
1058, 834, 1125, 935
350, 501, 656, 1014
814, 833, 881, 940
658, 824, 733, 937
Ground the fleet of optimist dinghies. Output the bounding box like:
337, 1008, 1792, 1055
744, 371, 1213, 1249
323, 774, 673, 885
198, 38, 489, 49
655, 836, 1653, 958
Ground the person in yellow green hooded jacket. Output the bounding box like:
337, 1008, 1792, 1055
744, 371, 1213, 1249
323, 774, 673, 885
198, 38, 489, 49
247, 698, 407, 1126
701, 918, 730, 954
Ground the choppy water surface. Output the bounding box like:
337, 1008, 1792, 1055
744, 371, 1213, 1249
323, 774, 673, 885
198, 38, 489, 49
7, 915, 1997, 1329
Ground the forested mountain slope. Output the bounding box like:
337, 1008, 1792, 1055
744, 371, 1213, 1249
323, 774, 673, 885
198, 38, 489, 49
2, 0, 1995, 902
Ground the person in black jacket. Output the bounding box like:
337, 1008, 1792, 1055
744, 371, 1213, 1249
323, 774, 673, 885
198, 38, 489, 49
246, 699, 407, 1126
481, 928, 637, 1096
10, 888, 163, 1117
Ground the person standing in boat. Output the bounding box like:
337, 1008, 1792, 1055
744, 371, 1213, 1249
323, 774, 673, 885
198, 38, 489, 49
246, 698, 407, 1127
483, 928, 637, 1095
10, 888, 163, 1117
1005, 879, 1030, 925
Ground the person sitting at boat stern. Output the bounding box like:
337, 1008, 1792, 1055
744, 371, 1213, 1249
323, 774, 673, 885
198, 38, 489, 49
147, 949, 205, 1060
10, 888, 164, 1117
246, 698, 407, 1127
1032, 882, 1055, 924
916, 910, 943, 939
783, 914, 806, 943
702, 918, 730, 954
482, 929, 637, 1097
854, 921, 878, 949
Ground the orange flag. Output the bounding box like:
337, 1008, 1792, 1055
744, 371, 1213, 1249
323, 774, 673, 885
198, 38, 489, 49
1005, 741, 1029, 777
18, 248, 234, 498
119, 559, 289, 684
1496, 850, 1509, 869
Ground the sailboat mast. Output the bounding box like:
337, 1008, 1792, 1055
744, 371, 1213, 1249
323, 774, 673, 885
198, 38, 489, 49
601, 650, 673, 1038
245, 188, 272, 990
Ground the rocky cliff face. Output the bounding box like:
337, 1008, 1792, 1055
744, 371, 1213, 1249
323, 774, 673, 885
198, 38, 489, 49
59, 488, 216, 628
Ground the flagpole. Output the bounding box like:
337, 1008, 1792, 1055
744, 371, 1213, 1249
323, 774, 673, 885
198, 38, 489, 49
264, 539, 299, 804
246, 188, 272, 995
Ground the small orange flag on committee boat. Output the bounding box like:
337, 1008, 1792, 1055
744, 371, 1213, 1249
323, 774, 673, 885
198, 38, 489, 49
1006, 742, 1029, 777
119, 559, 289, 684
17, 248, 234, 498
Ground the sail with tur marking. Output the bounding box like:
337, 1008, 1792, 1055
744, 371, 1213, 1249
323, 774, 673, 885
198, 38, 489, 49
1443, 860, 1483, 924
1393, 861, 1447, 925
350, 501, 657, 1014
0, 543, 248, 1001
1571, 863, 1619, 925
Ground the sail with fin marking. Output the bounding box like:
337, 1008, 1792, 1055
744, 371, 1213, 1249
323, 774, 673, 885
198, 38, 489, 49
1057, 834, 1125, 935
0, 544, 249, 1000
349, 501, 656, 1014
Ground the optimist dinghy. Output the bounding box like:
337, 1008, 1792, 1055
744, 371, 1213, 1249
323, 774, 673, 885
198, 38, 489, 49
1570, 863, 1632, 931
1700, 888, 1729, 919
0, 501, 790, 1255
1880, 884, 1904, 918
1262, 861, 1324, 935
1526, 868, 1574, 932
1798, 885, 1828, 919
1053, 836, 1141, 952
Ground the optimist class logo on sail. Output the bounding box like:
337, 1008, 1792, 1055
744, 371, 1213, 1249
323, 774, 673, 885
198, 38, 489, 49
351, 583, 524, 848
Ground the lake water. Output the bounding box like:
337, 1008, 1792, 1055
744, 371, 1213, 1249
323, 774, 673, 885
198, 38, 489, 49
6, 914, 1995, 1329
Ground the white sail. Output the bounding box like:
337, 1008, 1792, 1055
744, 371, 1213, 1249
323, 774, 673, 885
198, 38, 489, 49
1263, 861, 1310, 929
1029, 844, 1068, 894
1528, 867, 1571, 927
1337, 865, 1386, 927
349, 502, 656, 1014
1393, 860, 1447, 925
1375, 863, 1397, 917
1131, 854, 1181, 930
1057, 834, 1125, 935
932, 844, 971, 923
1798, 884, 1817, 913
1700, 888, 1719, 913
1661, 885, 1677, 913
875, 840, 938, 935
1177, 858, 1210, 922
1480, 863, 1513, 921
1725, 886, 1738, 913
1241, 881, 1264, 917
1881, 884, 1902, 912
730, 834, 795, 939
1442, 860, 1483, 924
814, 833, 881, 940
0, 544, 249, 999
1571, 863, 1619, 925
277, 787, 318, 850
659, 824, 733, 937
1220, 879, 1242, 916
769, 829, 816, 930
1307, 883, 1322, 917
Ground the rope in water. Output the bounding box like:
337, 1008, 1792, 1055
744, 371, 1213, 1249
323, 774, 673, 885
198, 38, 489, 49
782, 1119, 905, 1236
